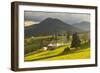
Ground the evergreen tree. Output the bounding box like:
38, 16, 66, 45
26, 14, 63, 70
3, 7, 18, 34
71, 32, 81, 48
67, 32, 70, 41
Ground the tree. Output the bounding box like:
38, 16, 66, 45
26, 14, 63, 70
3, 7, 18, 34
82, 33, 89, 42
71, 32, 81, 48
66, 32, 70, 41
62, 47, 70, 54
54, 32, 58, 44
40, 40, 43, 47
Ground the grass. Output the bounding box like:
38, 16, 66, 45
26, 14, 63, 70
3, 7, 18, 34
24, 45, 67, 61
41, 48, 90, 61
24, 43, 90, 62
24, 33, 90, 62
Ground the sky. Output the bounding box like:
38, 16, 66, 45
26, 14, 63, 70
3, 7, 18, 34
24, 11, 90, 26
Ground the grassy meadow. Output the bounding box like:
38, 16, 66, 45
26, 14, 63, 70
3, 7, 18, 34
24, 32, 90, 62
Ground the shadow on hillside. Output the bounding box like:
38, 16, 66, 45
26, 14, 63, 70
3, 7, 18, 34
25, 42, 89, 62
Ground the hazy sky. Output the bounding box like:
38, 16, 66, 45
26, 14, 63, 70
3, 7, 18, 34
24, 11, 90, 26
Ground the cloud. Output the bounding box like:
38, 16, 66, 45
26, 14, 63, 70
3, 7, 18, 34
24, 11, 90, 24
24, 21, 39, 26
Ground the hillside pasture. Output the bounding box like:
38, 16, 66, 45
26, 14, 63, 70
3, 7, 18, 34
24, 32, 90, 62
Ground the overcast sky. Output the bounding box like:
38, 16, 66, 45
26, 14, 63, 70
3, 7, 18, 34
24, 11, 90, 25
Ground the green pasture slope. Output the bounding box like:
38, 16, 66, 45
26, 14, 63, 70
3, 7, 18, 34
24, 43, 90, 62
24, 32, 90, 62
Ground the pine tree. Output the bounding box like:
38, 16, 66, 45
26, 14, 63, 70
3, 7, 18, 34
67, 32, 70, 41
71, 32, 81, 48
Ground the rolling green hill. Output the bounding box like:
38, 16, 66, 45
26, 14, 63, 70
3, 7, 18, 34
24, 43, 90, 62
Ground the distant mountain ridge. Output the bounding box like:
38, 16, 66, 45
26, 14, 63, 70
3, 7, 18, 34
73, 21, 90, 31
25, 18, 84, 37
